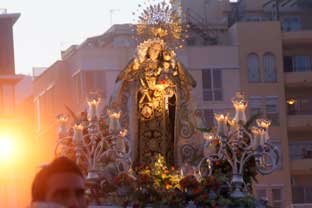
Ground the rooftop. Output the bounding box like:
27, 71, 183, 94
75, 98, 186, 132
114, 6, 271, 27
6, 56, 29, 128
0, 9, 20, 25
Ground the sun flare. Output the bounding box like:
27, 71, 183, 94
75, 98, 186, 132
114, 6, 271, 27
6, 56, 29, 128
0, 135, 14, 162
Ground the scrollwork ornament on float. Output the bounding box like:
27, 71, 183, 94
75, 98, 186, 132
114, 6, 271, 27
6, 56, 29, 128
199, 92, 281, 199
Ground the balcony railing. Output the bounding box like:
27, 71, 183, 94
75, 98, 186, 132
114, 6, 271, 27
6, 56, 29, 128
284, 67, 312, 73
292, 186, 312, 204
288, 108, 312, 115
287, 99, 312, 115
292, 204, 312, 208
289, 142, 312, 160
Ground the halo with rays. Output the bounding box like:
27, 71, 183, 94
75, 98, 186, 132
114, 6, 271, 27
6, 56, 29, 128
132, 0, 188, 49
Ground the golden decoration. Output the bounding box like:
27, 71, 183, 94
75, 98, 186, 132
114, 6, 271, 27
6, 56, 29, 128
134, 0, 186, 47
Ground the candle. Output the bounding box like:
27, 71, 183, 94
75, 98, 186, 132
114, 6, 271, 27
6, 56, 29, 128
56, 114, 68, 136
256, 119, 271, 143
232, 92, 248, 124
203, 133, 217, 157
256, 119, 271, 129
215, 114, 228, 136
108, 110, 121, 133
207, 159, 212, 171
87, 98, 100, 121
203, 132, 214, 141
73, 124, 84, 144
251, 127, 262, 149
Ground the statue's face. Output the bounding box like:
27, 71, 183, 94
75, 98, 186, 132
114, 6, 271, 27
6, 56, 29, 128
148, 43, 162, 61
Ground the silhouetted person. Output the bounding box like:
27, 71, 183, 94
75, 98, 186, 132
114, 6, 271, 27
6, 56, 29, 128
31, 157, 87, 208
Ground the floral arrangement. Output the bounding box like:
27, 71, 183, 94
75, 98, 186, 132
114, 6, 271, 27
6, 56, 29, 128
98, 154, 257, 208
113, 172, 136, 187
179, 175, 202, 198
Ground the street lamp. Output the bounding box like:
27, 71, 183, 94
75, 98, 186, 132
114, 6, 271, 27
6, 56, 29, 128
199, 92, 280, 198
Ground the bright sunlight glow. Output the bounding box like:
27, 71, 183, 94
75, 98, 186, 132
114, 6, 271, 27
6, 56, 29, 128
0, 136, 14, 161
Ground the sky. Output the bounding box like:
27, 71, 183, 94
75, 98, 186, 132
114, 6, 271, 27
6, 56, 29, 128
2, 0, 143, 75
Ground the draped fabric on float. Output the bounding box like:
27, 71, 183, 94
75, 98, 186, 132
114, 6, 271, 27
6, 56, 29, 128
137, 91, 176, 166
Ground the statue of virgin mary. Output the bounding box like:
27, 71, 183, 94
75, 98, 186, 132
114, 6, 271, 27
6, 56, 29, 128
109, 0, 198, 166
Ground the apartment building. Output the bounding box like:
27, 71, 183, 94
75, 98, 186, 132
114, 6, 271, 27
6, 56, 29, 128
33, 0, 312, 207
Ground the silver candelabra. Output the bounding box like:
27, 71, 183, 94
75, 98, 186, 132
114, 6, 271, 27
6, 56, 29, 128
55, 95, 131, 183
198, 92, 280, 198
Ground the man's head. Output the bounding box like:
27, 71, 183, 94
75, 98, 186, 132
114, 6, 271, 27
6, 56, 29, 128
32, 157, 86, 208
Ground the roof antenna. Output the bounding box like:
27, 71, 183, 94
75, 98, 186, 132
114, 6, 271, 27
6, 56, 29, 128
110, 9, 120, 26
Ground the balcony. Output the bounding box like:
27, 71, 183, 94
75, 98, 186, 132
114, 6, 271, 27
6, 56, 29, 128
283, 30, 312, 45
287, 98, 312, 131
292, 186, 312, 205
288, 114, 312, 131
285, 71, 312, 87
284, 55, 312, 87
289, 142, 312, 173
291, 158, 312, 173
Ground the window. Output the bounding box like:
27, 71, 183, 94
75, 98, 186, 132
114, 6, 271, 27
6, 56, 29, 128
292, 186, 312, 204
255, 185, 284, 208
293, 55, 311, 72
283, 56, 293, 72
203, 109, 214, 127
84, 71, 106, 98
45, 86, 55, 118
289, 97, 312, 115
73, 73, 83, 104
244, 16, 268, 22
272, 188, 282, 208
284, 55, 311, 72
249, 96, 263, 117
256, 188, 268, 200
265, 96, 279, 126
263, 53, 277, 82
282, 16, 301, 32
202, 69, 223, 101
38, 86, 55, 128
289, 141, 312, 160
292, 186, 304, 203
247, 53, 260, 82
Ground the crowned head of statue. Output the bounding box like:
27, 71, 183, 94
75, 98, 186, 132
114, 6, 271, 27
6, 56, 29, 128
147, 42, 163, 61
